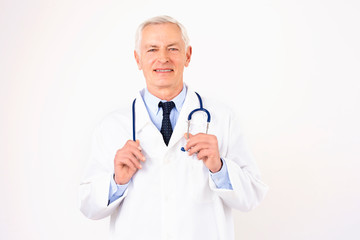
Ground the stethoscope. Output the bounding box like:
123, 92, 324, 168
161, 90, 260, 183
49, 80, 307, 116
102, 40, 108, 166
131, 92, 211, 151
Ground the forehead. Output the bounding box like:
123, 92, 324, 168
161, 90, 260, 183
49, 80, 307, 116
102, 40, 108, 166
141, 23, 184, 46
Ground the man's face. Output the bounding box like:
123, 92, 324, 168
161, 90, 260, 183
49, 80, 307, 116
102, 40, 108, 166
134, 23, 192, 95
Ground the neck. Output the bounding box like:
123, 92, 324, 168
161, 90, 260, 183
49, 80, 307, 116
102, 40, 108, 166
147, 84, 183, 101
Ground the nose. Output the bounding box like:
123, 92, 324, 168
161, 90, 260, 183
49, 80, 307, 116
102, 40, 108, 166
157, 49, 169, 63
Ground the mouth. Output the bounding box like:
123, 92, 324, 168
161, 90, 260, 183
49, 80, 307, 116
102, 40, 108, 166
154, 68, 174, 73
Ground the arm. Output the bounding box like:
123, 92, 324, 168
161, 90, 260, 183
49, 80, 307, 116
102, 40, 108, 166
78, 124, 124, 220
108, 175, 129, 205
209, 112, 268, 211
78, 122, 145, 220
185, 112, 268, 211
209, 159, 233, 190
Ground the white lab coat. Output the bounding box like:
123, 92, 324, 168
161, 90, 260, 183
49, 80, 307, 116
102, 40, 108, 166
79, 87, 268, 240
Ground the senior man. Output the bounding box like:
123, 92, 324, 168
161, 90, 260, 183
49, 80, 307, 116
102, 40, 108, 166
79, 15, 268, 240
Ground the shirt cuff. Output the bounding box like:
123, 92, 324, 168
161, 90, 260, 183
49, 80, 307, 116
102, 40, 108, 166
209, 159, 233, 190
108, 175, 129, 205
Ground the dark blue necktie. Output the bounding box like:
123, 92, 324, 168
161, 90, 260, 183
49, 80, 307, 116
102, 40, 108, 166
159, 101, 175, 146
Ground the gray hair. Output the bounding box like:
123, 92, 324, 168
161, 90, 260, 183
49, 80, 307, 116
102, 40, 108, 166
135, 15, 190, 53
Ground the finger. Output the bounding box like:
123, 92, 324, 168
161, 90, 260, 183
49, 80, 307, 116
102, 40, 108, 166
116, 151, 142, 170
185, 134, 208, 151
128, 154, 142, 169
124, 153, 143, 169
187, 142, 207, 156
189, 134, 218, 150
183, 133, 193, 140
124, 140, 145, 162
184, 133, 197, 150
197, 148, 210, 160
128, 145, 145, 162
135, 139, 142, 151
126, 139, 142, 151
118, 157, 138, 171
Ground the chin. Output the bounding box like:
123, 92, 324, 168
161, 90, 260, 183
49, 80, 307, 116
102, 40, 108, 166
146, 76, 182, 90
153, 78, 176, 87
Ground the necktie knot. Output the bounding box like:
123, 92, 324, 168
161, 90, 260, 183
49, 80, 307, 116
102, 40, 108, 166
159, 101, 175, 115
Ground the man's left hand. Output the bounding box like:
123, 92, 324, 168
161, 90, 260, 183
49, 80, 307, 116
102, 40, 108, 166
184, 133, 222, 173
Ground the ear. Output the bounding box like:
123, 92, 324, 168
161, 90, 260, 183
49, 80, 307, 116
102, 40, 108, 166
134, 50, 142, 70
184, 46, 192, 67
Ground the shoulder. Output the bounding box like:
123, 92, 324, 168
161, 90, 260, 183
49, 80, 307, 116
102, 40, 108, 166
192, 91, 235, 117
189, 90, 244, 130
94, 98, 135, 136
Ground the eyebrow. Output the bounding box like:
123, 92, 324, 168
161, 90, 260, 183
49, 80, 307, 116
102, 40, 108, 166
146, 42, 180, 48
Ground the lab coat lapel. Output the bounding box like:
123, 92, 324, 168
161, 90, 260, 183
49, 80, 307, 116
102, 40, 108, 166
168, 89, 199, 149
134, 92, 153, 137
132, 92, 169, 162
133, 89, 201, 149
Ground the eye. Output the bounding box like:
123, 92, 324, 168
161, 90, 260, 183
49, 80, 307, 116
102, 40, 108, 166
169, 48, 179, 51
147, 48, 157, 52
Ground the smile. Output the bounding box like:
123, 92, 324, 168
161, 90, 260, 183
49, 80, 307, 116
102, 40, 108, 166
154, 69, 173, 72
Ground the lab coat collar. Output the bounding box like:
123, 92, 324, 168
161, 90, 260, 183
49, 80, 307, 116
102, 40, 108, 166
142, 84, 187, 116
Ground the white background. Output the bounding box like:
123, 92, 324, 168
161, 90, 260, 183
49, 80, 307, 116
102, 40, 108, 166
1, 0, 360, 239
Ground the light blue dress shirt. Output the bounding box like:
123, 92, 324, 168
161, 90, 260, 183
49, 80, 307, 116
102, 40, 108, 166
108, 85, 232, 204
142, 85, 187, 131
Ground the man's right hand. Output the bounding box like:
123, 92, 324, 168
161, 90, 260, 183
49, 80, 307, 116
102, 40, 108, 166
114, 140, 145, 185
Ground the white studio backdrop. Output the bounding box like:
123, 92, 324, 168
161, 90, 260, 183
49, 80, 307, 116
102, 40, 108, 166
1, 0, 359, 239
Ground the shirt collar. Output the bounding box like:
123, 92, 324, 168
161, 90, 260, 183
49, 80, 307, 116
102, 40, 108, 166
141, 84, 187, 116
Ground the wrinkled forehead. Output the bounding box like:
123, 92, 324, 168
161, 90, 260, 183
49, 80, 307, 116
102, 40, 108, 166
140, 23, 184, 47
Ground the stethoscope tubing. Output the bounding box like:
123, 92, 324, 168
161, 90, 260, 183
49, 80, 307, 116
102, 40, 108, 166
132, 92, 211, 148
132, 98, 136, 141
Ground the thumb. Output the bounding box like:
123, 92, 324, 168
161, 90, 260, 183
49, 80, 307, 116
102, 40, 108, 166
183, 133, 193, 140
135, 139, 142, 150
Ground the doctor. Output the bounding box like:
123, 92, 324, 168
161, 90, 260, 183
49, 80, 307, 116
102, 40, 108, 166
79, 16, 268, 240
